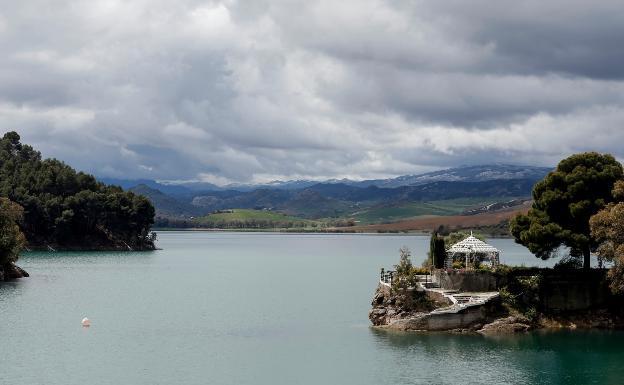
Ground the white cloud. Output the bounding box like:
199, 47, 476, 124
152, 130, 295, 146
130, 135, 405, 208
0, 103, 95, 129
1, 0, 623, 182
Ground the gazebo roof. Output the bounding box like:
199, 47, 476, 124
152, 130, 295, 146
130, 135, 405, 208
447, 233, 500, 254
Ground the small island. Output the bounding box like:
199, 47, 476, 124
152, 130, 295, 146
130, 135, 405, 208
370, 153, 624, 333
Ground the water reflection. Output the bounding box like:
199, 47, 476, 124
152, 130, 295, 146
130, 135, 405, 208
370, 327, 624, 384
21, 249, 156, 262
0, 280, 24, 301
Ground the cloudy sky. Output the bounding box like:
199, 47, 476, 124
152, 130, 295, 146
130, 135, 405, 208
1, 0, 623, 184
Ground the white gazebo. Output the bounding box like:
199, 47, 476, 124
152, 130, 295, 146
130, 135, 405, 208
445, 232, 500, 269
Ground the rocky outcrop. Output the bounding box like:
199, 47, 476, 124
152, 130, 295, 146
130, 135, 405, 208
537, 310, 624, 329
0, 263, 29, 281
370, 282, 518, 332
369, 283, 501, 331
385, 306, 490, 332
477, 311, 624, 334
369, 283, 442, 327
371, 269, 624, 333
477, 316, 532, 334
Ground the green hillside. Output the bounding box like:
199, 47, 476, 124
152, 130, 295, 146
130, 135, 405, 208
130, 184, 201, 217
351, 198, 509, 224
192, 209, 317, 229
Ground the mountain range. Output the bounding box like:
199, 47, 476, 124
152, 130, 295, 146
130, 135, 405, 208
98, 164, 551, 223
101, 164, 551, 196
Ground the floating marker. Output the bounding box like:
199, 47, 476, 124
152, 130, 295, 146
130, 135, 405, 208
81, 317, 91, 327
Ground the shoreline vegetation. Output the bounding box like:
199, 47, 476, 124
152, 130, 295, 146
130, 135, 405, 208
0, 132, 157, 280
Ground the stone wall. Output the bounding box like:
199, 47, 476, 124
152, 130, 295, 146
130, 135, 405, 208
434, 268, 615, 312
435, 270, 502, 291
538, 270, 611, 312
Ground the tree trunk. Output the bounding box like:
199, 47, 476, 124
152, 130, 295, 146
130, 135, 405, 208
583, 245, 591, 270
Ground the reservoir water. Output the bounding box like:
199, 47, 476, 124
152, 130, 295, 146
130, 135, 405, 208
1, 232, 622, 385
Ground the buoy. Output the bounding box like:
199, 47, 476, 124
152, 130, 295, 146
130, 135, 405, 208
81, 317, 91, 327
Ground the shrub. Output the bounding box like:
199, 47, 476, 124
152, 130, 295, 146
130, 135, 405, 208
412, 267, 431, 275
523, 307, 538, 322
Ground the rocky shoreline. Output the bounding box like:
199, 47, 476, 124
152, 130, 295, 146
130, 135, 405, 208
369, 282, 624, 334
26, 244, 157, 251
0, 263, 29, 281
369, 283, 525, 334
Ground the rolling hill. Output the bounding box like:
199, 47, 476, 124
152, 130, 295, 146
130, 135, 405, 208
345, 204, 531, 233
129, 184, 202, 217
108, 164, 549, 229
186, 178, 537, 218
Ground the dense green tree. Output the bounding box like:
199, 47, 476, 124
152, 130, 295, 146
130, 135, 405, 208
0, 131, 155, 250
511, 152, 623, 269
429, 230, 446, 269
0, 198, 26, 265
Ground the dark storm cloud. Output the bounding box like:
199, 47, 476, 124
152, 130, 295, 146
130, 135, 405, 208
1, 0, 623, 183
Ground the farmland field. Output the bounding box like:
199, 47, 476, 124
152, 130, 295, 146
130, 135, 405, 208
351, 198, 514, 224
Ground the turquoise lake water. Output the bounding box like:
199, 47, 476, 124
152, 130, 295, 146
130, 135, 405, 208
1, 232, 623, 385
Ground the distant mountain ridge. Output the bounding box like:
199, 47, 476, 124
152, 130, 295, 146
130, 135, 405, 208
101, 164, 551, 195
347, 164, 553, 188
107, 164, 551, 222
